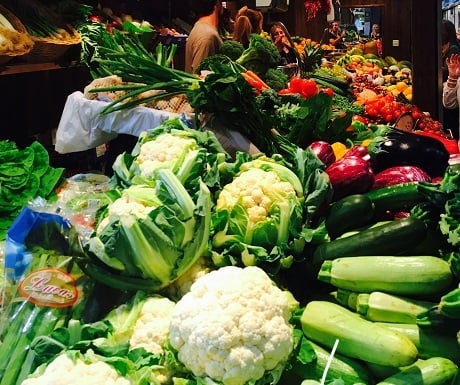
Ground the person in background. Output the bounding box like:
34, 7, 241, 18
441, 20, 460, 139
232, 6, 263, 48
269, 21, 300, 65
327, 20, 346, 49
443, 53, 460, 141
185, 0, 223, 74
370, 23, 380, 40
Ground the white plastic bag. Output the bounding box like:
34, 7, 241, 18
55, 91, 177, 154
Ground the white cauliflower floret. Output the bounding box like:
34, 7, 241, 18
96, 195, 154, 233
130, 296, 176, 354
21, 352, 132, 385
216, 168, 297, 224
169, 266, 295, 385
136, 133, 198, 177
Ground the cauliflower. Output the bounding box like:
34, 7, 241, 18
216, 167, 297, 225
95, 191, 155, 234
168, 266, 295, 385
135, 133, 198, 177
130, 295, 176, 354
21, 352, 132, 385
210, 156, 305, 270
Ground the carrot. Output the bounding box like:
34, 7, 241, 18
242, 70, 270, 90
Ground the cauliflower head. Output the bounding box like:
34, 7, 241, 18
136, 133, 199, 178
216, 167, 297, 226
168, 266, 295, 385
130, 295, 176, 354
21, 352, 132, 385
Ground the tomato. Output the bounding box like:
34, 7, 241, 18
278, 88, 292, 95
321, 87, 334, 97
411, 109, 421, 120
384, 114, 394, 123
301, 78, 318, 99
289, 77, 303, 93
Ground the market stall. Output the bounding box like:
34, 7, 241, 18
0, 1, 460, 385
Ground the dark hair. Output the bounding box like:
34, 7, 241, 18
191, 0, 219, 18
236, 6, 263, 34
441, 19, 458, 46
232, 15, 253, 48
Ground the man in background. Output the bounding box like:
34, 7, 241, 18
185, 0, 223, 74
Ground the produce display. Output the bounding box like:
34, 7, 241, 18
1, 15, 460, 385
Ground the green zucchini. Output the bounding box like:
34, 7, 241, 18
364, 182, 427, 213
310, 72, 351, 89
318, 256, 454, 297
312, 217, 428, 265
375, 322, 460, 364
376, 357, 458, 385
292, 339, 374, 385
336, 289, 436, 324
300, 300, 419, 367
325, 194, 375, 240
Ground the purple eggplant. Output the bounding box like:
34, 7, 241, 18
325, 155, 375, 200
372, 165, 431, 190
368, 127, 450, 177
308, 141, 336, 166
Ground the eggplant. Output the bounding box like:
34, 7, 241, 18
325, 155, 375, 200
308, 141, 335, 166
368, 128, 450, 178
372, 165, 431, 190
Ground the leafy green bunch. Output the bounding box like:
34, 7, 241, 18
0, 140, 65, 240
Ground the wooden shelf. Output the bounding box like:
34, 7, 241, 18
0, 61, 80, 76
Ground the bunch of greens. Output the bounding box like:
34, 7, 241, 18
255, 89, 354, 149
0, 140, 65, 241
235, 33, 282, 76
219, 39, 245, 61
187, 62, 278, 156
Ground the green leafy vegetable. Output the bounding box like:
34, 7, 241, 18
83, 168, 212, 292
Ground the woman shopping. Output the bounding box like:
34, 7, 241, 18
269, 21, 300, 65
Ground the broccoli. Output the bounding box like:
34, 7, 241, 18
194, 53, 234, 74
235, 33, 282, 76
219, 40, 245, 60
263, 68, 289, 91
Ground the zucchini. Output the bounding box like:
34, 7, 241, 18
310, 77, 349, 97
375, 322, 460, 364
300, 300, 419, 367
312, 217, 428, 265
310, 72, 351, 89
376, 357, 458, 385
292, 339, 374, 385
336, 289, 436, 324
318, 256, 454, 297
325, 194, 375, 240
364, 182, 427, 213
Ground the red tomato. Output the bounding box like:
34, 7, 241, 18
278, 88, 292, 95
289, 77, 303, 93
321, 87, 334, 97
301, 79, 318, 99
411, 109, 421, 120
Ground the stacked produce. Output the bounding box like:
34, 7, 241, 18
0, 5, 34, 59
1, 30, 460, 385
